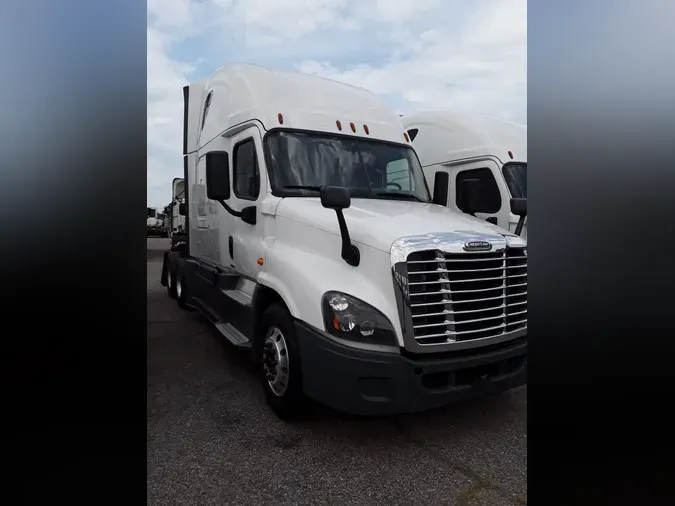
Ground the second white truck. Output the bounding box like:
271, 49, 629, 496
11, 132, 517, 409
401, 111, 527, 237
170, 178, 186, 236
161, 64, 528, 420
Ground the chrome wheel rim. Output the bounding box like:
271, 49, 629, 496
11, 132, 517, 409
263, 326, 290, 396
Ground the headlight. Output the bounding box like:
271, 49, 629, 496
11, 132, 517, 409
321, 291, 397, 346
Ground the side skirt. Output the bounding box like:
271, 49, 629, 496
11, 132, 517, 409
183, 258, 255, 351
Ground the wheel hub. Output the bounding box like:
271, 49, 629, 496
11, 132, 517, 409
262, 327, 289, 396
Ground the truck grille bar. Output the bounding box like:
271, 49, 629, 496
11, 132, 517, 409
405, 248, 527, 346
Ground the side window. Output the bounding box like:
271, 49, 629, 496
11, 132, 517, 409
233, 139, 260, 200
386, 159, 412, 191
201, 92, 212, 131
407, 128, 419, 142
455, 167, 501, 214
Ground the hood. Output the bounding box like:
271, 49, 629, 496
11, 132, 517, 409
275, 198, 514, 253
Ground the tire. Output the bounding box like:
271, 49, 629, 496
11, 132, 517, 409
176, 268, 192, 310
166, 262, 177, 299
260, 303, 307, 421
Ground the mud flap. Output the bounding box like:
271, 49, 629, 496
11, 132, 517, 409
160, 251, 170, 287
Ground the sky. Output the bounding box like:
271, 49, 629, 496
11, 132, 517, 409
147, 0, 526, 208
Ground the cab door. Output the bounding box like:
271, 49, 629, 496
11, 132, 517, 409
227, 126, 267, 281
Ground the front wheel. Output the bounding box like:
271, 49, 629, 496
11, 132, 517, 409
166, 262, 177, 299
260, 304, 307, 420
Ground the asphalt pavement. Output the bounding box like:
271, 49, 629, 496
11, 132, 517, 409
147, 238, 527, 505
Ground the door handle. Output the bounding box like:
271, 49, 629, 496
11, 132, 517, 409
228, 236, 234, 259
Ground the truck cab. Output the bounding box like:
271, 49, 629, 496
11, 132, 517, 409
161, 64, 527, 420
170, 177, 186, 236
401, 111, 527, 238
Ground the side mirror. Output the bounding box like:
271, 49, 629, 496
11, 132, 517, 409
178, 203, 186, 216
319, 185, 359, 267
205, 151, 230, 201
510, 197, 527, 237
240, 206, 257, 226
320, 185, 351, 210
510, 198, 527, 217
458, 177, 487, 216
432, 171, 449, 206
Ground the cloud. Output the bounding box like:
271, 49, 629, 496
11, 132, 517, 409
147, 0, 526, 207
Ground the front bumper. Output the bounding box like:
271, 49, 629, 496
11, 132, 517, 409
295, 320, 527, 416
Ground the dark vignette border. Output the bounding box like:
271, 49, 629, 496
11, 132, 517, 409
0, 0, 146, 501
529, 1, 675, 504
1, 0, 675, 503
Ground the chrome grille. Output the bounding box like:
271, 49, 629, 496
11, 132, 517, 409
406, 248, 527, 346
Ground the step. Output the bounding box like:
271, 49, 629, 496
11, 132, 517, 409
217, 273, 240, 291
222, 289, 253, 307
215, 322, 251, 349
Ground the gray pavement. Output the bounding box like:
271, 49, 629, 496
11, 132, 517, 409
147, 238, 527, 505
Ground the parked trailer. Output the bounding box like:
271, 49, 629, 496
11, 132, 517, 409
147, 207, 169, 238
161, 63, 527, 420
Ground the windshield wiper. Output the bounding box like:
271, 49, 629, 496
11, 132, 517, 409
283, 185, 322, 191
372, 191, 424, 202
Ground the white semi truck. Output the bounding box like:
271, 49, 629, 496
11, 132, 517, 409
401, 111, 527, 238
168, 177, 187, 248
171, 178, 186, 235
161, 63, 527, 420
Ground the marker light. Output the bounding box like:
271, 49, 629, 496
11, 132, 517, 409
336, 120, 342, 131
350, 122, 356, 133
363, 124, 370, 135
277, 113, 284, 125
508, 150, 514, 159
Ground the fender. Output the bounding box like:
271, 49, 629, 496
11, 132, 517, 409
254, 221, 403, 345
255, 274, 300, 319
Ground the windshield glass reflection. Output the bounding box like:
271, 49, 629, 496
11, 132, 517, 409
265, 131, 431, 202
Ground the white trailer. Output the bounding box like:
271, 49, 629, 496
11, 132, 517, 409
160, 64, 527, 420
401, 111, 527, 238
147, 207, 168, 237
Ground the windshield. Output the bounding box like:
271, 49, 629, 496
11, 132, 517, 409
502, 162, 527, 198
265, 131, 431, 202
